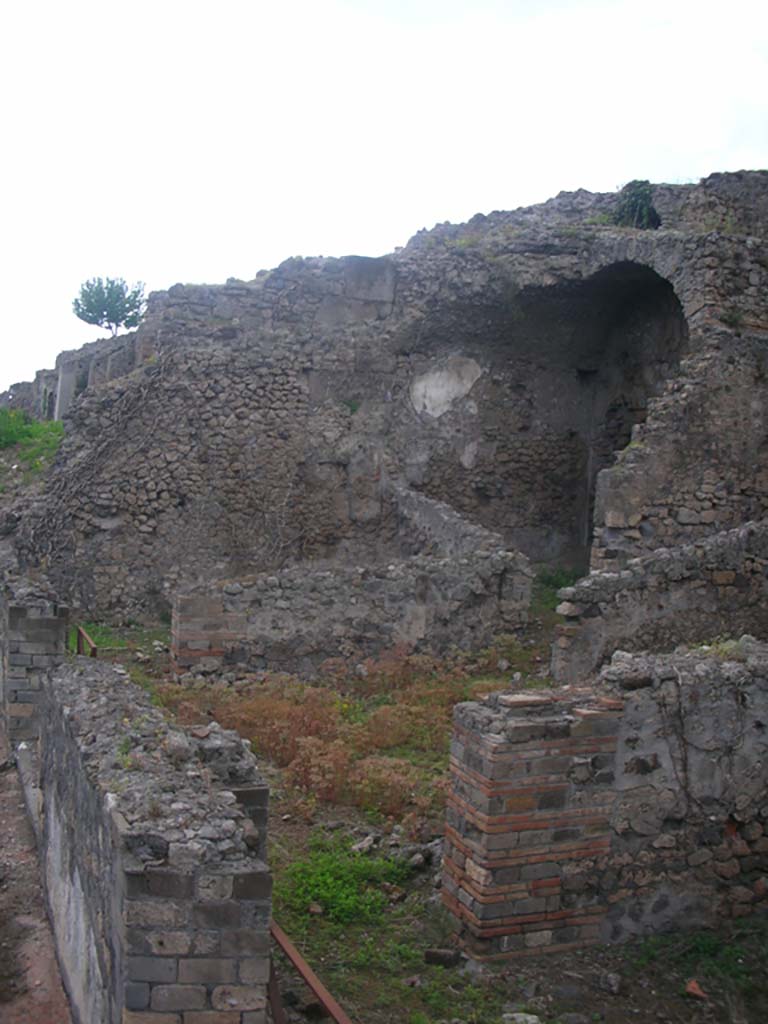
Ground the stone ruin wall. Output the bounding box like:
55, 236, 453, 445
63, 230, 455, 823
1, 583, 273, 1024
171, 483, 532, 676
445, 642, 768, 959
7, 171, 766, 626
590, 325, 768, 573
552, 519, 768, 682
0, 330, 154, 423
0, 170, 767, 979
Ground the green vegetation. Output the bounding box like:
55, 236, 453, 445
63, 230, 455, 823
613, 180, 661, 230
68, 621, 170, 706
269, 828, 511, 1023
585, 212, 614, 226
532, 566, 582, 612
719, 307, 744, 330
275, 836, 411, 924
632, 919, 768, 1005
0, 409, 64, 477
67, 620, 169, 652
694, 636, 748, 661
73, 276, 145, 336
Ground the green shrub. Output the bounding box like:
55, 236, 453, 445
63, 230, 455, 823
613, 180, 661, 229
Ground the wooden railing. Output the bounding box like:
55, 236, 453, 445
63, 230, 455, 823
268, 920, 355, 1024
75, 625, 98, 658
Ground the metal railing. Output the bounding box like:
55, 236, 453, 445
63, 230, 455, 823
75, 625, 98, 658
268, 920, 355, 1024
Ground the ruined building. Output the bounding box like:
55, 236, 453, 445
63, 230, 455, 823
1, 172, 767, 1014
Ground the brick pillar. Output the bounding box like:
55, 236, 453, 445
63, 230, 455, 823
1, 595, 69, 742
443, 690, 623, 959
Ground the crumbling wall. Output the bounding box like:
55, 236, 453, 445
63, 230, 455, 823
445, 641, 768, 959
0, 332, 148, 423
591, 331, 768, 571
19, 338, 395, 616
33, 658, 271, 1024
173, 539, 532, 677
9, 172, 768, 618
551, 519, 768, 683
0, 367, 59, 420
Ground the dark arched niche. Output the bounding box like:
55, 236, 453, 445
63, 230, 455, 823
515, 261, 689, 554
415, 261, 689, 568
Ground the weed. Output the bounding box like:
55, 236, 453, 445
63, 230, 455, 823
532, 567, 582, 613
694, 637, 746, 661
719, 307, 744, 330
274, 836, 411, 924
0, 410, 64, 476
613, 180, 661, 230
446, 233, 482, 250
585, 212, 614, 226
632, 920, 768, 1001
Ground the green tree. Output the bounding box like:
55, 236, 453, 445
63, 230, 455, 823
72, 277, 145, 336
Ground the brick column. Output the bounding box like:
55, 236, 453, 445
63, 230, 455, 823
443, 690, 623, 959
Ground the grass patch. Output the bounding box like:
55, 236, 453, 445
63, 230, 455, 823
0, 409, 64, 477
632, 919, 768, 1003
68, 621, 169, 653
275, 836, 411, 924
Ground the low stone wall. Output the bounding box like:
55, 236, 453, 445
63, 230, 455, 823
444, 640, 768, 959
34, 659, 271, 1024
0, 578, 68, 741
552, 520, 768, 682
390, 481, 510, 558
173, 545, 532, 677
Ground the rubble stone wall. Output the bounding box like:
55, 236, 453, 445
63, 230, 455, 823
590, 331, 768, 571
14, 173, 768, 621
34, 659, 271, 1024
445, 642, 768, 959
173, 540, 532, 678
551, 520, 768, 683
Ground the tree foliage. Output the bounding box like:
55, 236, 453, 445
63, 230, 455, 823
72, 277, 145, 336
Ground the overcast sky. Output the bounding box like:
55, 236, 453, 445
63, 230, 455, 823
1, 0, 766, 391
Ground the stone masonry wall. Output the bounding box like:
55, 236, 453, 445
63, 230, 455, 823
14, 172, 768, 620
173, 540, 532, 678
444, 640, 768, 959
591, 329, 768, 571
0, 577, 68, 742
35, 658, 271, 1024
551, 519, 768, 683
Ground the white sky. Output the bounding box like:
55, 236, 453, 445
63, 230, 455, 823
1, 0, 766, 391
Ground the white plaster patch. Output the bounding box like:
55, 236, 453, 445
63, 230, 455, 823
460, 441, 478, 469
410, 356, 483, 418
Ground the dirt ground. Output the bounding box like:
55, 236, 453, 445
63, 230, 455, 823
0, 730, 71, 1023
267, 779, 768, 1024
